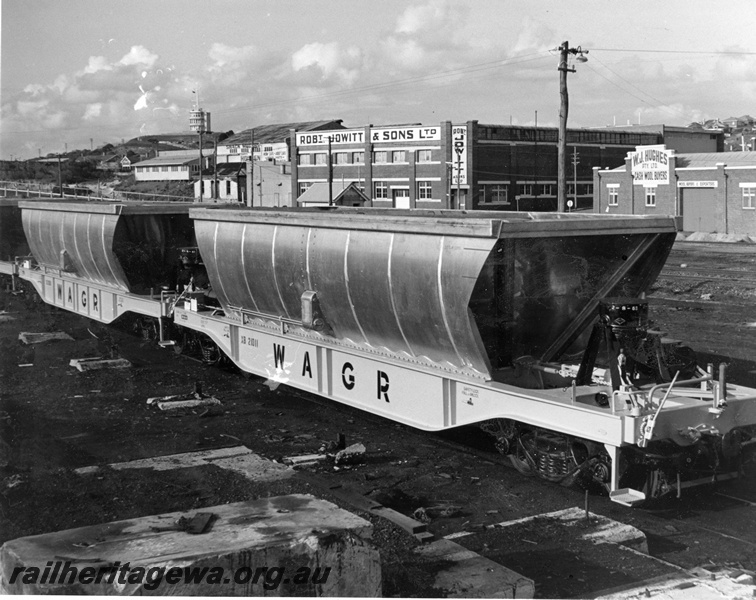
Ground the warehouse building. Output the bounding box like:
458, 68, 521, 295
291, 121, 718, 210
593, 146, 756, 235
217, 121, 344, 164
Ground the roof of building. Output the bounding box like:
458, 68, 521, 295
135, 151, 211, 167
222, 121, 344, 146
215, 164, 245, 177
604, 150, 756, 172
296, 181, 370, 205
675, 151, 756, 168
590, 124, 721, 136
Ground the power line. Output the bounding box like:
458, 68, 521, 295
213, 52, 550, 116
585, 57, 695, 122
591, 48, 756, 56
4, 51, 552, 137
591, 56, 690, 118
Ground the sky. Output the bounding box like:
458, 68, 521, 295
2, 0, 755, 160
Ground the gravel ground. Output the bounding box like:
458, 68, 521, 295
1, 240, 756, 597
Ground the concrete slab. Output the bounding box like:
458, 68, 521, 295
74, 446, 293, 483
414, 538, 534, 598
18, 331, 73, 344
594, 567, 756, 599
0, 495, 381, 596
69, 357, 132, 372
445, 507, 648, 554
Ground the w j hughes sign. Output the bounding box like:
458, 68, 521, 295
630, 145, 672, 185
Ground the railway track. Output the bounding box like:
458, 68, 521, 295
659, 268, 756, 285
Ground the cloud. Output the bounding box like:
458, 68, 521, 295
291, 42, 363, 85
118, 45, 158, 68
83, 103, 103, 120
209, 42, 260, 68
83, 56, 113, 75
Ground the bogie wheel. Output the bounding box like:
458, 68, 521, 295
509, 439, 534, 476
199, 336, 222, 365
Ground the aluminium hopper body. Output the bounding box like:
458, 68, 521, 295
19, 201, 195, 293
191, 208, 677, 381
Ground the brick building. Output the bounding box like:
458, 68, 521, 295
593, 147, 756, 235
290, 121, 702, 211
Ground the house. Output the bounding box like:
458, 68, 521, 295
119, 152, 141, 171
98, 154, 122, 171
296, 181, 371, 207
194, 159, 295, 205
217, 120, 344, 164
133, 150, 211, 182
193, 163, 245, 202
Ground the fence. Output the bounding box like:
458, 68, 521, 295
0, 181, 194, 203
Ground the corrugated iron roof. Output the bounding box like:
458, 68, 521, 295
675, 151, 756, 169
134, 151, 210, 167
222, 121, 344, 146
295, 181, 372, 205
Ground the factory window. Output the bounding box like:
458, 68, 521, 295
226, 180, 232, 195
645, 187, 657, 207
417, 181, 432, 199
315, 153, 327, 165
608, 187, 619, 206
264, 145, 273, 152
374, 181, 388, 199
374, 151, 388, 164
353, 151, 364, 164
743, 186, 756, 209
518, 184, 533, 196
480, 184, 509, 205
392, 150, 406, 163
539, 184, 555, 196
298, 154, 312, 166
299, 182, 312, 195
334, 152, 349, 164
417, 150, 432, 163
171, 166, 178, 172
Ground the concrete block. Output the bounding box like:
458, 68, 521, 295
415, 539, 534, 598
493, 507, 648, 554
0, 495, 381, 596
69, 357, 132, 372
74, 446, 293, 483
19, 331, 73, 344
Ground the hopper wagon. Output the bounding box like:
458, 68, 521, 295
2, 200, 756, 506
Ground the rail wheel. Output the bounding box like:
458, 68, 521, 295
198, 335, 222, 365
509, 437, 535, 476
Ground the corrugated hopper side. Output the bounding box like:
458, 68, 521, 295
19, 201, 195, 293
191, 207, 678, 380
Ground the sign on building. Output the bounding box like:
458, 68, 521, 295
630, 145, 671, 186
369, 126, 441, 142
296, 129, 365, 146
677, 181, 717, 188
451, 125, 467, 185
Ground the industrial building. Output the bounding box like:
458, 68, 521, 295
216, 121, 344, 164
593, 146, 756, 235
291, 121, 721, 210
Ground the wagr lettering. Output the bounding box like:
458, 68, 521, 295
273, 345, 390, 401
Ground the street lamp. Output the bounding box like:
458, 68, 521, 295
557, 41, 588, 213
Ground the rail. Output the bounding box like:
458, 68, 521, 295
0, 180, 194, 203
